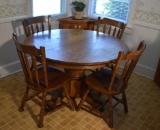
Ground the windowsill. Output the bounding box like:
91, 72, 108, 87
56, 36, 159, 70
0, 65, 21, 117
51, 14, 69, 20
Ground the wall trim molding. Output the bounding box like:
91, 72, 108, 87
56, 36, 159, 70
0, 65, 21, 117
134, 20, 160, 30
0, 15, 28, 24
119, 63, 155, 80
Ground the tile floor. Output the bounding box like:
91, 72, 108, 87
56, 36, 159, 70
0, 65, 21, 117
0, 71, 160, 130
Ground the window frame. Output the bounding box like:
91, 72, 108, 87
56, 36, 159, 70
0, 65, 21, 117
27, 0, 136, 30
85, 0, 136, 28
27, 0, 69, 18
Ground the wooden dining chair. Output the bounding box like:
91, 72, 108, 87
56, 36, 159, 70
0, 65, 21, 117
97, 17, 127, 39
12, 33, 74, 128
22, 15, 51, 37
77, 41, 146, 128
87, 17, 127, 73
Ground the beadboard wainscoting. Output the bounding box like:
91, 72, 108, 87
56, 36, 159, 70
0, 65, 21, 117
0, 19, 160, 79
0, 20, 59, 78
129, 23, 160, 79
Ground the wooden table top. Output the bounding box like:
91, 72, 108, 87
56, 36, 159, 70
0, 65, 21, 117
24, 29, 128, 70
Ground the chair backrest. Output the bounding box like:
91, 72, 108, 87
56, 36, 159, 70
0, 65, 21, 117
22, 15, 51, 37
12, 33, 49, 89
97, 17, 126, 39
108, 41, 146, 92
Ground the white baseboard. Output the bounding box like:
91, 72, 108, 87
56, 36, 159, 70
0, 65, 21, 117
0, 61, 22, 78
133, 63, 155, 80
0, 60, 156, 80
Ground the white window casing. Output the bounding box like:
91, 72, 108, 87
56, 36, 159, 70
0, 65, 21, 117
27, 0, 69, 18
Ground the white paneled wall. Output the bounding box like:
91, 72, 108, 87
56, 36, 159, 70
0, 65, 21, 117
0, 19, 160, 79
0, 22, 20, 77
131, 24, 160, 79
0, 0, 160, 79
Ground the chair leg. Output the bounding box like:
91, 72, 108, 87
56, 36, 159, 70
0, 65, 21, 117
108, 95, 113, 128
122, 92, 128, 113
38, 92, 47, 128
19, 87, 29, 112
63, 86, 74, 111
77, 88, 90, 111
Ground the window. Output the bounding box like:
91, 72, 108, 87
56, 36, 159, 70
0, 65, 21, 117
28, 0, 68, 17
87, 0, 135, 26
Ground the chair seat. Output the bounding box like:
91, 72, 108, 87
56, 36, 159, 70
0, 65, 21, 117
39, 71, 70, 91
86, 69, 120, 95
30, 67, 70, 92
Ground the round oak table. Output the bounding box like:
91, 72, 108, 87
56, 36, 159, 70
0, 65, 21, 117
24, 29, 128, 98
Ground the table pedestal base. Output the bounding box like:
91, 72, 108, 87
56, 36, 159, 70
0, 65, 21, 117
64, 69, 86, 98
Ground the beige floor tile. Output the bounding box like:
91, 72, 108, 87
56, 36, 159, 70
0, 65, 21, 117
0, 71, 160, 130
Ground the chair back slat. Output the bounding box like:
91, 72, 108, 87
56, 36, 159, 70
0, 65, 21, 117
97, 17, 126, 39
25, 54, 35, 84
103, 24, 106, 33
31, 24, 34, 34
22, 15, 51, 37
12, 33, 49, 89
117, 29, 121, 38
112, 27, 116, 37
108, 41, 146, 92
36, 24, 39, 33
17, 47, 30, 83
42, 23, 44, 31
108, 25, 111, 35
32, 56, 40, 86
